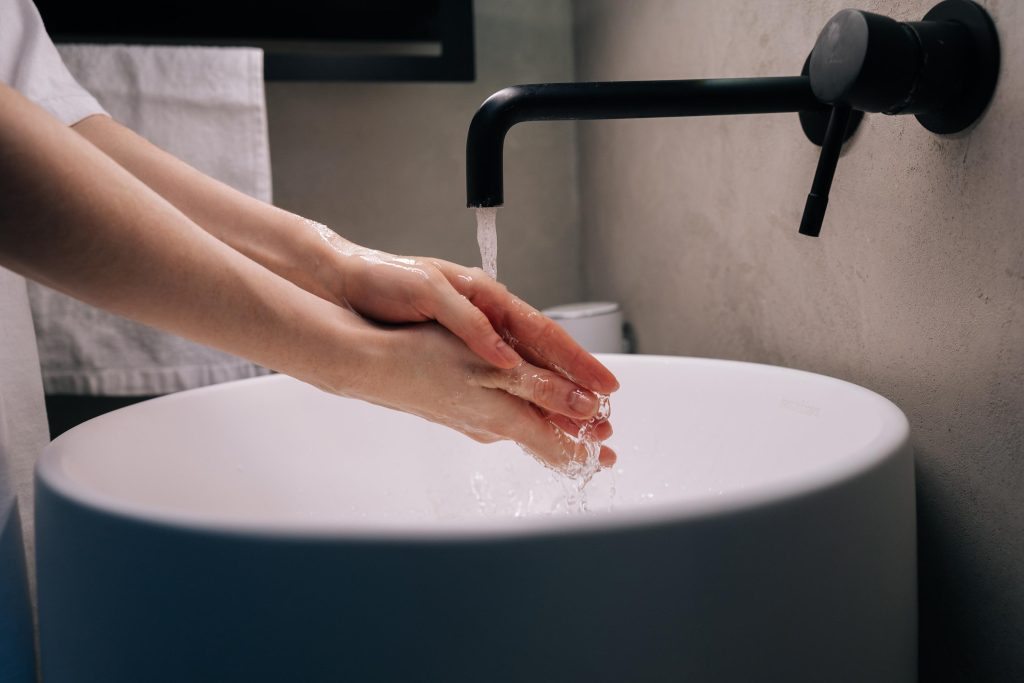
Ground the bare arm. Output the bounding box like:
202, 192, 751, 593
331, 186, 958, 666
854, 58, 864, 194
70, 115, 620, 394
0, 84, 614, 470
0, 83, 379, 395
70, 114, 340, 304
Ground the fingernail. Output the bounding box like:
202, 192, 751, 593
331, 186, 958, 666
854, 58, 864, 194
496, 339, 520, 366
569, 389, 598, 418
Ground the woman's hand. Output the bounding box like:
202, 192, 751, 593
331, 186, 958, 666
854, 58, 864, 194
310, 225, 619, 396
61, 115, 617, 467
309, 228, 618, 472
64, 116, 616, 398
352, 322, 616, 473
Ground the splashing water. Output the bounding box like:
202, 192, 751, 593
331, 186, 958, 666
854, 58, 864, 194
476, 207, 498, 279
557, 393, 611, 512
474, 207, 612, 513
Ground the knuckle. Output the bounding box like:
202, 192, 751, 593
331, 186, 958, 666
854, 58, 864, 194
425, 277, 449, 303
426, 269, 446, 288
467, 266, 489, 281
408, 284, 435, 310
531, 376, 557, 407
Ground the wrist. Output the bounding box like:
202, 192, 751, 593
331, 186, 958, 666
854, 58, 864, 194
303, 218, 359, 307
290, 303, 384, 399
323, 319, 401, 403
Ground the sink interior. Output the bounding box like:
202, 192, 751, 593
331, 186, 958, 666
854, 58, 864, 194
43, 355, 903, 534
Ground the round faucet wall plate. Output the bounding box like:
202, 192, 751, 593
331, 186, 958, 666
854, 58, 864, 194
915, 0, 1000, 134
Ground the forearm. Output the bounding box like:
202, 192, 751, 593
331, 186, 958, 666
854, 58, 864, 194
0, 83, 375, 395
70, 114, 349, 304
63, 119, 601, 381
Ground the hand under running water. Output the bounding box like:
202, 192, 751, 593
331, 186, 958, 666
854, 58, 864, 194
351, 322, 616, 472
309, 224, 619, 391
61, 112, 617, 470
307, 226, 619, 471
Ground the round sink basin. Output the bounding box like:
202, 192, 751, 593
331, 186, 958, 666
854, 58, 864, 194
35, 355, 915, 682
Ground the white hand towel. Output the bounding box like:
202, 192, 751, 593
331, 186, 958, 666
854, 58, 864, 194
28, 45, 274, 395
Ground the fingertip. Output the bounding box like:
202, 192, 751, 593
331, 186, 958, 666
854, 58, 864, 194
573, 355, 619, 394
599, 446, 617, 469
594, 365, 620, 393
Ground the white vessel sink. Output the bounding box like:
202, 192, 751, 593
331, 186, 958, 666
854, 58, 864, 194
35, 355, 915, 682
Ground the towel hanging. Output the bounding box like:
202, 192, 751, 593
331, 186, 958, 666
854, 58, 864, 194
27, 44, 274, 396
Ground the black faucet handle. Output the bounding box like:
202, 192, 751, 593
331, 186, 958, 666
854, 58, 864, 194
799, 104, 852, 238
799, 1, 998, 237
808, 10, 924, 114
808, 0, 999, 133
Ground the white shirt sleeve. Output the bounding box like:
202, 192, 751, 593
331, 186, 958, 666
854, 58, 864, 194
0, 0, 107, 125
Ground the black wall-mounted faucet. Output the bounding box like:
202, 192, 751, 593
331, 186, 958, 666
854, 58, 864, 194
466, 0, 999, 238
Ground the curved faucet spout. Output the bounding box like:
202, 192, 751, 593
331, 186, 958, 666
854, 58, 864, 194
466, 76, 826, 208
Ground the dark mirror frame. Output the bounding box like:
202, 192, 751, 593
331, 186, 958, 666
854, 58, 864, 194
35, 0, 475, 82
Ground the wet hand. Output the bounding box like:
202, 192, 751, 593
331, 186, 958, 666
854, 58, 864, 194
311, 227, 520, 368
357, 322, 616, 472
312, 227, 618, 396
432, 260, 619, 395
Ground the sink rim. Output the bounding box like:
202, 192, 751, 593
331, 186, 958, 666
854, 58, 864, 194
36, 355, 911, 542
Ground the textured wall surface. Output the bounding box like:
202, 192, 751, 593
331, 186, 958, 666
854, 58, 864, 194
573, 0, 1023, 679
265, 0, 581, 309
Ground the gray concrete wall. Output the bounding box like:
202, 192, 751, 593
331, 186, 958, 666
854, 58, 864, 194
265, 0, 581, 309
573, 0, 1023, 679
